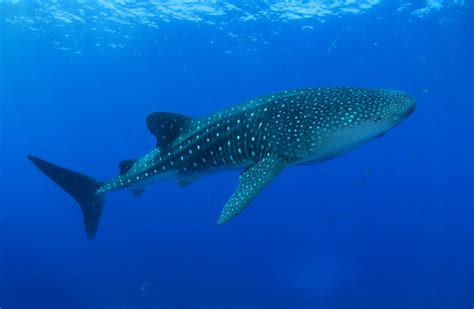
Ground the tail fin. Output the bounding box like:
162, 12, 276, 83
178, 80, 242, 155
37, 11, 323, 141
27, 155, 104, 240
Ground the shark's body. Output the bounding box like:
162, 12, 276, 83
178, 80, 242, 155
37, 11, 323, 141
29, 87, 415, 240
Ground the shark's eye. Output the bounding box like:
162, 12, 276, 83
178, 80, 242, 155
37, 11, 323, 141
374, 116, 382, 122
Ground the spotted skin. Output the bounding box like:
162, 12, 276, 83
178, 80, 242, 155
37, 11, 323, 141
96, 87, 415, 223
218, 154, 288, 224
29, 87, 415, 239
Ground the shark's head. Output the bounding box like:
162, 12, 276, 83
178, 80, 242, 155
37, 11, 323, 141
361, 89, 416, 129
306, 88, 416, 162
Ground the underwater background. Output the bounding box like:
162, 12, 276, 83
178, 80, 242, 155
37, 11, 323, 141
0, 1, 473, 308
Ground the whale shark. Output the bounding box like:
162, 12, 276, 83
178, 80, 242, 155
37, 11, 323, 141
28, 87, 415, 240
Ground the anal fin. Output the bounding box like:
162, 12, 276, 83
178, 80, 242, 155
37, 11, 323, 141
217, 154, 288, 224
129, 188, 145, 197
177, 176, 199, 188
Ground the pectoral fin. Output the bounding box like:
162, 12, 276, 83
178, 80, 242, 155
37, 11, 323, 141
217, 155, 288, 224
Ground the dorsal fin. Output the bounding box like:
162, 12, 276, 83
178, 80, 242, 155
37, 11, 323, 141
118, 160, 146, 197
118, 159, 136, 175
146, 112, 193, 148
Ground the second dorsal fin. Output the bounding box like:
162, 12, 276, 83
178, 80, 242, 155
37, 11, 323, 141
146, 112, 193, 148
118, 159, 137, 175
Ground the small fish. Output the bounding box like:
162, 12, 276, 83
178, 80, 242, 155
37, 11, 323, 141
140, 283, 150, 292
354, 179, 366, 187
327, 38, 339, 53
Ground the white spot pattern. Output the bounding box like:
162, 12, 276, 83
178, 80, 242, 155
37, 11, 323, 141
96, 86, 415, 229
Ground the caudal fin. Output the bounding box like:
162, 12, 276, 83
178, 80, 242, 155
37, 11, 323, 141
28, 155, 104, 240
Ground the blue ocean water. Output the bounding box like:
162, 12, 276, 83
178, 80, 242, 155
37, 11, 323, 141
0, 1, 473, 308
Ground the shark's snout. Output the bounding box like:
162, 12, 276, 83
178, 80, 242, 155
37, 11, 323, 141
385, 91, 416, 122
406, 99, 416, 115
399, 93, 416, 120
